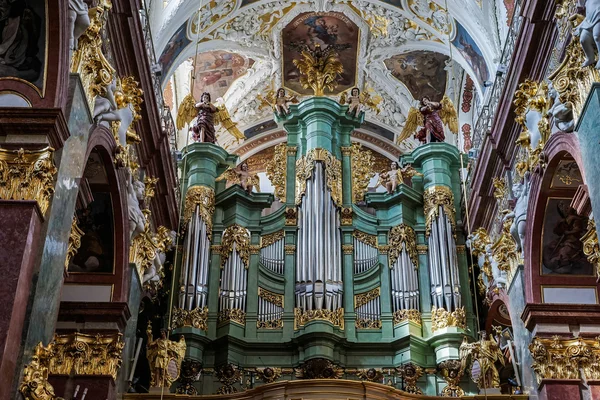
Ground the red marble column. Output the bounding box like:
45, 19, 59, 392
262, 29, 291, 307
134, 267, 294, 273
539, 379, 582, 400
0, 200, 43, 398
587, 380, 600, 400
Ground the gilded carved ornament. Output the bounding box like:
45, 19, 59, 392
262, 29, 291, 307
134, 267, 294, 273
460, 332, 505, 389
217, 308, 247, 325
388, 224, 418, 268
354, 287, 380, 309
431, 306, 467, 332
215, 364, 241, 395
341, 207, 353, 225
342, 244, 354, 254
295, 148, 342, 207
220, 224, 251, 269
257, 319, 284, 329
354, 368, 384, 382
111, 76, 144, 145
353, 230, 377, 247
469, 227, 493, 282
183, 186, 215, 236
437, 359, 465, 397
261, 230, 284, 248
65, 217, 85, 272
493, 177, 508, 200
258, 287, 284, 308
255, 367, 282, 383
397, 363, 424, 395
491, 217, 519, 276
581, 218, 600, 277
423, 186, 456, 237
292, 43, 345, 96
285, 244, 296, 255
20, 343, 63, 400
0, 147, 57, 216
265, 142, 287, 202
295, 358, 344, 379
171, 307, 209, 331
393, 309, 422, 326
146, 323, 186, 388
350, 142, 375, 203
530, 336, 600, 384
355, 318, 382, 329
294, 307, 344, 330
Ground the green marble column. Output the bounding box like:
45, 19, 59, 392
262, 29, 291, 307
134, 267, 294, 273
181, 142, 237, 193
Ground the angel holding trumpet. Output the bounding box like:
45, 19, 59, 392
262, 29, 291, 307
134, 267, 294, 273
397, 96, 458, 145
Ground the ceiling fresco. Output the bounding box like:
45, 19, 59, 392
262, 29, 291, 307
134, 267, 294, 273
384, 51, 449, 103
191, 51, 255, 100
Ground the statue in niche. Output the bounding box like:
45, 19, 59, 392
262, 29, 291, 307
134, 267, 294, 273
378, 161, 422, 194
127, 175, 146, 241
339, 87, 382, 117
398, 96, 458, 144
575, 0, 600, 69
460, 332, 505, 389
216, 161, 260, 195
68, 0, 90, 52
143, 228, 177, 287
502, 173, 531, 256
146, 323, 186, 388
547, 83, 575, 133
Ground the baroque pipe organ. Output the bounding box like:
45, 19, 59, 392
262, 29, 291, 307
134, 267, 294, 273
171, 98, 474, 395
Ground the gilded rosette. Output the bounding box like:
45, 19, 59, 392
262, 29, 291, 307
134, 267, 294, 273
19, 343, 60, 400
423, 186, 456, 237
265, 142, 287, 202
183, 185, 215, 237
388, 224, 418, 268
220, 224, 251, 269
0, 147, 57, 216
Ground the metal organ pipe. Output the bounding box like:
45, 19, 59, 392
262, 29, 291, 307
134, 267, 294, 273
390, 244, 420, 313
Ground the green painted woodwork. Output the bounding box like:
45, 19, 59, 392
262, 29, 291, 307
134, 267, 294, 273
180, 142, 237, 193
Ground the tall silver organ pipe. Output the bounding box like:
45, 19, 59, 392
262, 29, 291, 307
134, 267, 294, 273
353, 237, 378, 274
257, 288, 284, 326
355, 289, 381, 326
390, 244, 420, 312
428, 205, 461, 311
179, 205, 211, 310
219, 242, 248, 313
260, 237, 285, 274
296, 162, 343, 312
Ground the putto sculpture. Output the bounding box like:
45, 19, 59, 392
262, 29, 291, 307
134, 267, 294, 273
257, 87, 299, 116
216, 161, 260, 195
397, 95, 458, 144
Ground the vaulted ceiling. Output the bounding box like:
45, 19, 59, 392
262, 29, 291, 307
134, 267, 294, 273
149, 0, 510, 158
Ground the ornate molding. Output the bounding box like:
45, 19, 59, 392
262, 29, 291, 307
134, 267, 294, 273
388, 224, 418, 268
438, 359, 465, 397
393, 309, 422, 326
265, 142, 287, 202
65, 217, 84, 272
183, 186, 215, 237
261, 230, 285, 248
423, 186, 455, 237
582, 219, 600, 277
350, 143, 375, 203
431, 306, 466, 332
220, 225, 251, 269
342, 244, 354, 254
294, 308, 344, 330
172, 307, 209, 331
0, 147, 57, 216
355, 287, 380, 309
258, 287, 283, 308
353, 230, 377, 247
218, 308, 247, 325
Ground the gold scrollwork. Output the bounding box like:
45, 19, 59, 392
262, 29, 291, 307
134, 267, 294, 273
257, 319, 284, 329
265, 143, 287, 202
183, 186, 215, 237
294, 308, 344, 330
218, 308, 247, 326
393, 309, 422, 326
423, 186, 455, 237
355, 318, 382, 329
220, 225, 251, 269
20, 343, 63, 400
172, 307, 209, 331
582, 219, 600, 277
354, 287, 380, 309
353, 230, 377, 247
48, 333, 124, 380
378, 244, 390, 254
261, 230, 285, 248
0, 147, 57, 216
65, 217, 85, 272
431, 306, 467, 332
350, 143, 375, 203
295, 148, 342, 207
438, 359, 465, 397
285, 244, 296, 255
388, 224, 418, 268
258, 287, 284, 308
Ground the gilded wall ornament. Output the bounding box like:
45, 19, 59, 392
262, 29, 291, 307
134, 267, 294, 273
258, 287, 284, 308
176, 358, 202, 395
491, 217, 518, 275
397, 363, 424, 395
438, 359, 465, 397
285, 207, 297, 225
48, 332, 124, 379
295, 148, 342, 207
256, 367, 282, 383
0, 147, 57, 216
355, 368, 384, 382
423, 186, 456, 237
183, 185, 215, 237
388, 224, 418, 268
171, 307, 209, 331
65, 217, 84, 272
215, 364, 241, 395
292, 43, 345, 96
217, 308, 247, 325
582, 219, 600, 277
431, 306, 466, 332
20, 343, 63, 400
350, 143, 375, 203
295, 358, 344, 379
393, 309, 422, 326
146, 323, 186, 388
492, 177, 508, 200
353, 230, 377, 247
460, 332, 505, 389
341, 207, 353, 225
265, 142, 287, 202
261, 230, 285, 248
355, 287, 380, 309
220, 225, 251, 269
294, 308, 344, 330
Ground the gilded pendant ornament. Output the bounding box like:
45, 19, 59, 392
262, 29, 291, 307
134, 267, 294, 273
261, 230, 285, 249
265, 142, 287, 202
350, 143, 375, 203
353, 230, 377, 247
492, 177, 508, 200
218, 308, 247, 325
285, 244, 296, 255
438, 359, 465, 397
292, 43, 345, 96
582, 219, 600, 277
423, 186, 456, 237
65, 217, 85, 272
393, 309, 422, 326
0, 147, 57, 216
47, 333, 124, 379
354, 287, 380, 309
20, 343, 62, 400
397, 363, 424, 395
388, 224, 419, 268
70, 0, 115, 110
294, 308, 344, 330
295, 148, 342, 207
529, 336, 600, 383
220, 225, 251, 269
431, 306, 466, 332
171, 307, 209, 331
183, 185, 215, 236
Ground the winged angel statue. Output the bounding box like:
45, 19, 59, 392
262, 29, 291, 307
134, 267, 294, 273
339, 87, 382, 117
459, 332, 505, 389
257, 87, 299, 116
397, 96, 459, 144
146, 322, 186, 388
216, 161, 260, 195
176, 92, 245, 144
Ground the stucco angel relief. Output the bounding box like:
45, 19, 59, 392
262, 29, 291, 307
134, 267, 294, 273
397, 96, 459, 144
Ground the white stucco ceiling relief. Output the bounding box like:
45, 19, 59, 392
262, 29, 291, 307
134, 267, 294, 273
150, 0, 505, 155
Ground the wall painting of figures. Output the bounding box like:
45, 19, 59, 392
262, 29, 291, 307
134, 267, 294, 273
452, 21, 489, 86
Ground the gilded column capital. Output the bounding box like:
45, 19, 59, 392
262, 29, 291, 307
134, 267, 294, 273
340, 146, 353, 156
0, 147, 57, 216
582, 219, 600, 277
285, 244, 296, 254
416, 244, 428, 255
287, 145, 298, 156
342, 244, 354, 254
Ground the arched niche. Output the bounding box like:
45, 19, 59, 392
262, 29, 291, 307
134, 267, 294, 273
524, 132, 598, 305
63, 126, 130, 303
